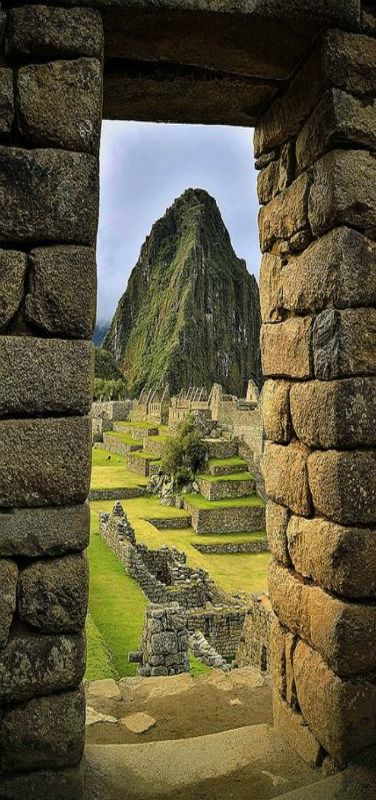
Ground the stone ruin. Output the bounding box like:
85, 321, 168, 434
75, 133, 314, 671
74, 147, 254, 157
134, 605, 190, 678
100, 503, 247, 667
130, 384, 170, 425
0, 0, 375, 793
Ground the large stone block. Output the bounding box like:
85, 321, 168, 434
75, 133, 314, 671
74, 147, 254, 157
266, 500, 290, 565
313, 309, 376, 380
261, 318, 312, 379
0, 504, 90, 558
287, 515, 376, 599
296, 89, 376, 173
258, 173, 311, 252
0, 417, 91, 507
262, 380, 292, 443
308, 449, 376, 527
294, 640, 376, 766
270, 617, 287, 697
254, 31, 376, 156
290, 378, 376, 449
0, 338, 94, 417
0, 766, 84, 800
0, 629, 85, 704
280, 227, 376, 316
309, 150, 376, 238
0, 68, 14, 136
17, 59, 102, 153
0, 561, 18, 649
262, 441, 312, 516
26, 246, 97, 339
272, 689, 323, 768
0, 147, 98, 245
0, 688, 85, 774
6, 6, 103, 58
19, 555, 88, 634
0, 250, 27, 331
269, 559, 376, 676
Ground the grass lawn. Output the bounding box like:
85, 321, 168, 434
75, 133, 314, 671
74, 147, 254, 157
116, 420, 163, 431
198, 472, 254, 483
85, 612, 119, 681
105, 431, 141, 446
207, 456, 248, 468
92, 448, 128, 467
190, 654, 212, 678
130, 451, 161, 462
91, 464, 149, 490
184, 493, 265, 510
87, 503, 148, 677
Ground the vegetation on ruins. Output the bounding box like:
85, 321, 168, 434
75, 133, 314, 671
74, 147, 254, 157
161, 414, 206, 490
102, 188, 261, 397
95, 346, 124, 380
93, 377, 128, 401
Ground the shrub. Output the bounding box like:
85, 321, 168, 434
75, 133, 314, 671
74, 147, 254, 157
93, 378, 128, 401
162, 414, 206, 489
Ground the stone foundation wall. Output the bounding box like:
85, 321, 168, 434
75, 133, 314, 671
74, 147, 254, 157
102, 432, 141, 455
257, 19, 376, 768
193, 539, 269, 554
127, 451, 158, 476
139, 605, 190, 677
89, 487, 145, 501
189, 504, 266, 534
198, 476, 256, 501
91, 400, 132, 421
236, 593, 274, 674
0, 3, 103, 789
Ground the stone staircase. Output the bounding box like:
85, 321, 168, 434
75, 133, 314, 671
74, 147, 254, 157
101, 421, 166, 477
184, 437, 266, 535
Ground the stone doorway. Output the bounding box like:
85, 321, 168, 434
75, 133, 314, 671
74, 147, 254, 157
0, 0, 375, 796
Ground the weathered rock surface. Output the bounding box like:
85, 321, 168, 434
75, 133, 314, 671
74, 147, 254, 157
312, 308, 376, 380
0, 147, 98, 245
17, 59, 102, 153
262, 441, 312, 516
121, 712, 156, 734
0, 68, 14, 136
272, 689, 322, 768
266, 500, 290, 565
262, 380, 292, 443
279, 227, 376, 316
287, 515, 376, 598
0, 338, 94, 417
0, 766, 84, 800
261, 318, 312, 379
0, 504, 90, 558
0, 560, 18, 649
0, 629, 86, 703
258, 173, 311, 252
296, 89, 376, 173
0, 250, 27, 331
308, 449, 376, 526
86, 707, 118, 726
0, 688, 85, 774
309, 150, 376, 237
19, 555, 89, 634
0, 417, 91, 507
6, 6, 103, 58
254, 31, 376, 156
86, 679, 122, 702
26, 245, 97, 339
103, 188, 261, 396
294, 640, 376, 766
290, 378, 376, 449
269, 559, 376, 676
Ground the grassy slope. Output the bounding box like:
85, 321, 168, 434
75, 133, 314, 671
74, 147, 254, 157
208, 457, 248, 468
184, 493, 265, 510
198, 472, 254, 483
85, 613, 119, 681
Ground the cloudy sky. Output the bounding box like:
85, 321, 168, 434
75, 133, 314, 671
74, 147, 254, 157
97, 121, 260, 325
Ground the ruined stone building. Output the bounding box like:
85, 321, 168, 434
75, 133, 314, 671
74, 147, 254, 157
0, 0, 375, 797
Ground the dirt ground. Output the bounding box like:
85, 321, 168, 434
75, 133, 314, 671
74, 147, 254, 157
85, 668, 273, 746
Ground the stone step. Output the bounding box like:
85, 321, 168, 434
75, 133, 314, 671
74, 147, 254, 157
84, 723, 323, 800
203, 438, 239, 460
208, 457, 249, 476
127, 451, 161, 477
184, 495, 266, 534
113, 422, 160, 439
143, 434, 169, 457
197, 474, 256, 501
102, 432, 142, 456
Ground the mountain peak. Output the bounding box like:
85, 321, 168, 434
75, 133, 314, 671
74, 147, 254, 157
103, 190, 261, 398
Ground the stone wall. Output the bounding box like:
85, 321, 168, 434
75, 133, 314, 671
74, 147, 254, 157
188, 504, 266, 535
138, 604, 190, 677
187, 607, 246, 660
193, 539, 269, 554
236, 594, 274, 674
0, 4, 104, 792
210, 383, 264, 466
257, 19, 376, 768
91, 400, 132, 421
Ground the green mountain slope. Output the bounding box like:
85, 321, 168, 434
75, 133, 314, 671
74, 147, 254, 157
103, 188, 261, 397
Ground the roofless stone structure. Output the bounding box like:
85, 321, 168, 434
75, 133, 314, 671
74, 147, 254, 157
0, 0, 375, 795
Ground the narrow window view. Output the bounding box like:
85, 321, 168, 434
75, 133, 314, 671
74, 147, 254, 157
86, 126, 275, 784
1, 3, 375, 799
